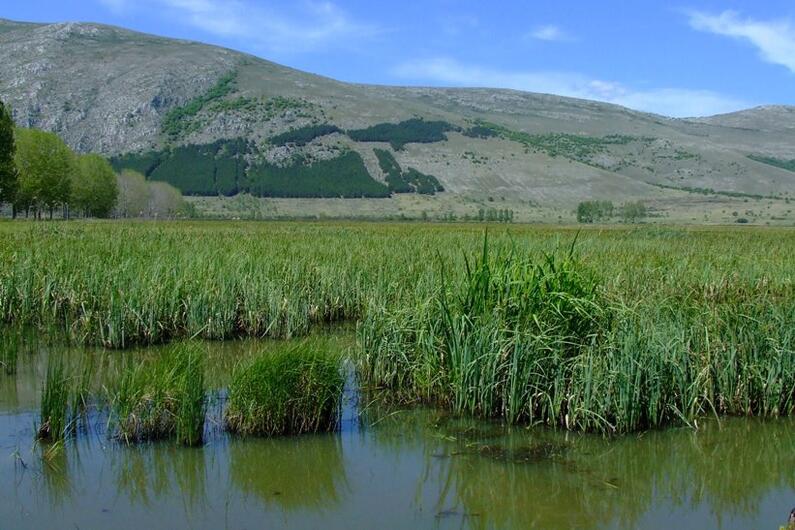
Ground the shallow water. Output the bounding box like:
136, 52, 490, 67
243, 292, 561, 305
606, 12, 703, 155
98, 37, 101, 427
1, 331, 794, 530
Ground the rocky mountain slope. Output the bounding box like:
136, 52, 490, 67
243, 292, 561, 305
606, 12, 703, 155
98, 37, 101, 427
1, 17, 794, 216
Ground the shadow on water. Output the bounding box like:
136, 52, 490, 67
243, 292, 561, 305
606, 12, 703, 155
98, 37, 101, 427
2, 326, 795, 529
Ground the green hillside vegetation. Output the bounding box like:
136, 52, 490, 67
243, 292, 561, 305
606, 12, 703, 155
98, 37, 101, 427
150, 139, 249, 196
110, 150, 162, 176
348, 119, 456, 150
403, 167, 444, 194
268, 124, 341, 147
113, 138, 251, 196
463, 124, 500, 139
373, 148, 410, 192
471, 121, 650, 164
373, 148, 444, 195
161, 70, 237, 140
748, 155, 795, 172
650, 182, 778, 200
247, 151, 390, 198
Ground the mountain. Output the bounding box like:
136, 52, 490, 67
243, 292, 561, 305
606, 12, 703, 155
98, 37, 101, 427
1, 18, 794, 222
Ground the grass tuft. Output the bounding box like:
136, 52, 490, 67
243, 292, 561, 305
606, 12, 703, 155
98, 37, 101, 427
38, 357, 71, 441
112, 343, 206, 445
225, 344, 344, 436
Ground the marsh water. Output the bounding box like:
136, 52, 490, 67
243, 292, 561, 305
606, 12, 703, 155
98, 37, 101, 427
1, 330, 794, 530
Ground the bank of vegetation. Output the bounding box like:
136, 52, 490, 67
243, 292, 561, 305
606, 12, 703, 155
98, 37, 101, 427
2, 222, 794, 436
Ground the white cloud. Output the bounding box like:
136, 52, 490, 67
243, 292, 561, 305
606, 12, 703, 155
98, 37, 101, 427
527, 25, 572, 42
391, 57, 751, 117
687, 10, 795, 73
97, 0, 379, 54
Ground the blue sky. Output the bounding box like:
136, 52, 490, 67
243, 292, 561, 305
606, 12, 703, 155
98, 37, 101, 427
4, 0, 795, 117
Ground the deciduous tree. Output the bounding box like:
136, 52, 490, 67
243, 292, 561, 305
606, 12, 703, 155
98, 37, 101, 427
73, 154, 118, 218
0, 101, 17, 213
14, 128, 74, 219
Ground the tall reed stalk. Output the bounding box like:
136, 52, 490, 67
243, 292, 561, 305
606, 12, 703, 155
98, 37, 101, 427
38, 357, 71, 441
112, 343, 206, 445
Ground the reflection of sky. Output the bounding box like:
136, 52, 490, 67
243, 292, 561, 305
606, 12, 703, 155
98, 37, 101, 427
2, 350, 795, 529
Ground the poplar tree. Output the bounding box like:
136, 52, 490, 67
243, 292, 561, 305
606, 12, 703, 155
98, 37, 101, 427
0, 101, 17, 214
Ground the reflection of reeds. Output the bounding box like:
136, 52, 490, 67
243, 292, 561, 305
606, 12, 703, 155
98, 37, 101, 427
230, 435, 345, 510
111, 343, 206, 445
38, 440, 75, 510
427, 417, 795, 530
113, 445, 207, 510
225, 344, 343, 436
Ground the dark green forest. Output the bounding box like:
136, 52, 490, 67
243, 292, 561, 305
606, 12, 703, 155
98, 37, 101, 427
748, 154, 795, 173
112, 139, 250, 196
268, 124, 342, 147
373, 149, 443, 195
348, 119, 456, 150
247, 151, 390, 198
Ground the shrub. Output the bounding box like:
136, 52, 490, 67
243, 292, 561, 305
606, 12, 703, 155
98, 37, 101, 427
577, 200, 614, 223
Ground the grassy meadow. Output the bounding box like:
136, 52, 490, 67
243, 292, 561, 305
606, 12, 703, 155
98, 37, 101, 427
1, 220, 794, 435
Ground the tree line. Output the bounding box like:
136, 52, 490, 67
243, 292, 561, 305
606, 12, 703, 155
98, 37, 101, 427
0, 100, 189, 219
576, 200, 647, 224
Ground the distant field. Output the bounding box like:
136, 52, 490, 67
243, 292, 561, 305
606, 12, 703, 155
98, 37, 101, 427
187, 191, 795, 226
1, 220, 794, 433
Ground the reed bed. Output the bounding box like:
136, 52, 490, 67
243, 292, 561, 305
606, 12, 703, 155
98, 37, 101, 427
111, 343, 206, 445
359, 235, 795, 433
225, 344, 344, 436
2, 221, 795, 434
0, 329, 18, 375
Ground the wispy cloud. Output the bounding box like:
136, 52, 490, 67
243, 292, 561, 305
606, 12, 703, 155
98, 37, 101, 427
527, 24, 573, 42
97, 0, 380, 54
687, 10, 795, 73
391, 57, 750, 117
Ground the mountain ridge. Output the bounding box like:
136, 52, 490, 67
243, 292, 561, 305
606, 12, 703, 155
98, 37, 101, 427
1, 17, 794, 221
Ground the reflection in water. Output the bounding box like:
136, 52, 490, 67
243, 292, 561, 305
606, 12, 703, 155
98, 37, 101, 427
2, 329, 795, 530
230, 435, 347, 511
40, 443, 74, 509
113, 445, 208, 511
432, 418, 795, 530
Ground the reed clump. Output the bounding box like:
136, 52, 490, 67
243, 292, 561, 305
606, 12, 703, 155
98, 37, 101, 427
112, 343, 206, 445
225, 344, 344, 436
360, 237, 795, 434
38, 357, 72, 441
0, 331, 18, 375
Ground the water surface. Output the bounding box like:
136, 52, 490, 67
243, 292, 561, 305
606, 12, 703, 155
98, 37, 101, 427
1, 331, 793, 530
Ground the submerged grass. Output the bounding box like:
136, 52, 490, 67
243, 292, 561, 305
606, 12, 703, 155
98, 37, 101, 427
225, 344, 344, 436
112, 343, 206, 445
